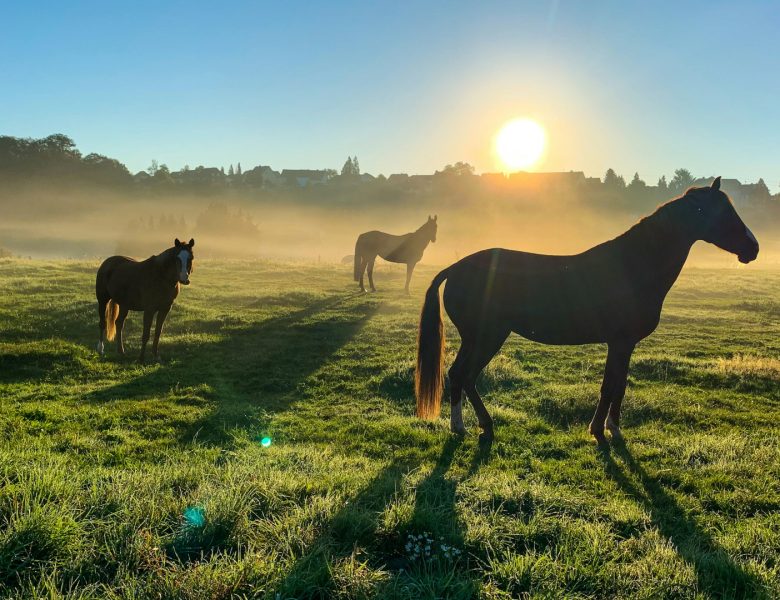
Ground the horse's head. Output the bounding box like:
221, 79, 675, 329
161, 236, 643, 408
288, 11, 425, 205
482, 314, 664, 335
681, 177, 758, 264
423, 214, 438, 243
174, 238, 195, 284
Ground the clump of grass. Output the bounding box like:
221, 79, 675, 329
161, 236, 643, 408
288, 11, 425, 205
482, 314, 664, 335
713, 354, 780, 380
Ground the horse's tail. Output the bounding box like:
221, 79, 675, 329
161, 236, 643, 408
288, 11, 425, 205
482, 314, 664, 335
415, 268, 449, 419
105, 300, 120, 342
353, 238, 362, 281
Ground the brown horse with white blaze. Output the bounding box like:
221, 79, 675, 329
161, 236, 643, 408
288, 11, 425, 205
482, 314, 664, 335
354, 215, 437, 293
96, 238, 194, 363
415, 178, 759, 444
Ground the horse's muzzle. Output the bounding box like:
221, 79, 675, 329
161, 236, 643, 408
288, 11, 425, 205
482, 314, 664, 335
180, 279, 190, 285
738, 226, 759, 263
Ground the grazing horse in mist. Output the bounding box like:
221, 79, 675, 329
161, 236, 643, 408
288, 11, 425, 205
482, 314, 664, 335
415, 177, 759, 444
354, 215, 438, 293
96, 238, 195, 363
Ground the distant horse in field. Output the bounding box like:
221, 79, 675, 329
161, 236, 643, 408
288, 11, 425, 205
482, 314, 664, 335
354, 215, 437, 293
415, 178, 759, 444
96, 238, 195, 363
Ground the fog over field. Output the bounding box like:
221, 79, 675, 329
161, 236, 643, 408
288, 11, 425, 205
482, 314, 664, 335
1, 136, 779, 268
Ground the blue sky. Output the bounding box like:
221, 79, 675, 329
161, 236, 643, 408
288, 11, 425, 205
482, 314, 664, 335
1, 1, 778, 188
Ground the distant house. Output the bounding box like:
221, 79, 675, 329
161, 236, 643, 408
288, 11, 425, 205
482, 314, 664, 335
387, 173, 409, 184
691, 177, 768, 207
281, 169, 332, 187
243, 165, 283, 188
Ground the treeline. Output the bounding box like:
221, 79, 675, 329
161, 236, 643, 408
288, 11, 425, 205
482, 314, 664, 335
1, 133, 778, 222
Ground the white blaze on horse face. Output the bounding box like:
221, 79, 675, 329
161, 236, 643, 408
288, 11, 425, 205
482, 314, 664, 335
177, 249, 191, 283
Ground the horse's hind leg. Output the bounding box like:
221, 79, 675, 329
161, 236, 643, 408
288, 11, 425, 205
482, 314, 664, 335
367, 256, 377, 292
590, 342, 634, 444
115, 305, 129, 356
462, 329, 510, 441
96, 295, 109, 355
358, 256, 368, 292
448, 341, 473, 435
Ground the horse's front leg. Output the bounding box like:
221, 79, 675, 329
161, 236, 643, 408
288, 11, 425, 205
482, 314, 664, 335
138, 309, 155, 364
152, 305, 171, 360
589, 342, 634, 444
404, 262, 416, 294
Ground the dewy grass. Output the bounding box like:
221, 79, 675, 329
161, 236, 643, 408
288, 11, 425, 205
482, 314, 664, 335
0, 259, 778, 598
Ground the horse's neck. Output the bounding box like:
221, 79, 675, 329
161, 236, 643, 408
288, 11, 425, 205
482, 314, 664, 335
410, 228, 431, 250
151, 250, 178, 285
619, 214, 694, 297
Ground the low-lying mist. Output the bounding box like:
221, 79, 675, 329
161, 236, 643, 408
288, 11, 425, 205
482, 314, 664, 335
1, 181, 778, 269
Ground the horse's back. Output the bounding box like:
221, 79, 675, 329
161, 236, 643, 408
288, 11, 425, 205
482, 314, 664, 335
96, 256, 140, 298
443, 248, 658, 344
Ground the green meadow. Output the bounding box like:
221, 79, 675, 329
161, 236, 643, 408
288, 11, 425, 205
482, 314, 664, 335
0, 259, 778, 599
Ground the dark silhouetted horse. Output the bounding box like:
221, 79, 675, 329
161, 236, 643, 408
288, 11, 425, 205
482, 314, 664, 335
415, 178, 759, 444
354, 215, 437, 293
96, 238, 195, 363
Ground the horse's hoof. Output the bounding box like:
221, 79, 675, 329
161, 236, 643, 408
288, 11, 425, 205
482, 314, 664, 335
590, 430, 609, 446
478, 431, 494, 445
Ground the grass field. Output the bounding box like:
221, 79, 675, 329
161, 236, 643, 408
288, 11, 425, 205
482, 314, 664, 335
0, 258, 779, 599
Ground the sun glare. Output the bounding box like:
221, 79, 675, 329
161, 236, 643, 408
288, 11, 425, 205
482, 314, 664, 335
495, 118, 546, 171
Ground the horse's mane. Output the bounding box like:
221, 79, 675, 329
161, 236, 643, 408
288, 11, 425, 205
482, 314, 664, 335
621, 186, 711, 240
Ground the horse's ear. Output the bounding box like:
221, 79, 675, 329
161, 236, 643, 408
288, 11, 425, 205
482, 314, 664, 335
188, 238, 195, 247
433, 214, 437, 221
175, 238, 182, 247
428, 214, 431, 220
711, 176, 721, 191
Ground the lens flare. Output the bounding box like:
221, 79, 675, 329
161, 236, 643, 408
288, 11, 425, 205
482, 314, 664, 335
260, 436, 272, 448
183, 506, 205, 527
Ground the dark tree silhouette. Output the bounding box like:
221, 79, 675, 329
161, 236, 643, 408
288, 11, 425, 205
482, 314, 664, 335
669, 168, 695, 194
604, 168, 626, 189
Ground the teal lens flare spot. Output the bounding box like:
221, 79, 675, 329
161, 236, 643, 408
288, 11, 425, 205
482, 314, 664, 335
183, 506, 205, 527
261, 437, 272, 448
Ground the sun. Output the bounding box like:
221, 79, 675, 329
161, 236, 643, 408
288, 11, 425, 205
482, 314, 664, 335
495, 118, 546, 171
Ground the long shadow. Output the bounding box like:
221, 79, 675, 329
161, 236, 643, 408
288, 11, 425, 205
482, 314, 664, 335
79, 293, 378, 447
273, 436, 492, 597
273, 461, 415, 598
601, 443, 768, 599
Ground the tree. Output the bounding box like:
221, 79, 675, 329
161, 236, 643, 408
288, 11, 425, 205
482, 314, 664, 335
147, 160, 159, 176
436, 161, 475, 177
603, 168, 626, 189
236, 162, 242, 176
228, 164, 235, 177
669, 168, 695, 194
341, 156, 359, 177
657, 175, 668, 192
627, 172, 646, 190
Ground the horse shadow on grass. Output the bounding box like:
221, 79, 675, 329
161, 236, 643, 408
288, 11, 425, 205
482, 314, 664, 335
274, 435, 490, 598
600, 442, 768, 599
80, 293, 378, 448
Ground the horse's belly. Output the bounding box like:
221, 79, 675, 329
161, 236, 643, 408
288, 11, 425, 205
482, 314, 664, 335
510, 303, 659, 345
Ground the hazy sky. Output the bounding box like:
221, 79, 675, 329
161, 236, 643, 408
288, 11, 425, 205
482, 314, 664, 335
2, 1, 778, 189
